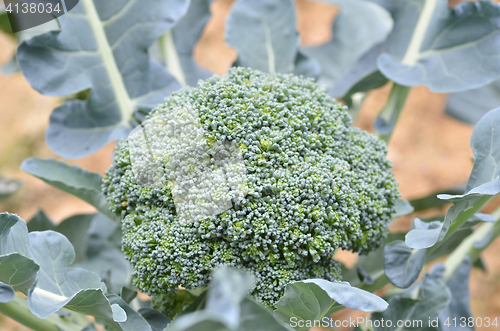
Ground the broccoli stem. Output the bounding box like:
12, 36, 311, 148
443, 206, 500, 281
375, 83, 411, 143
0, 296, 91, 331
0, 298, 59, 331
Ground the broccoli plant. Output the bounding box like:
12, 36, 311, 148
0, 0, 500, 331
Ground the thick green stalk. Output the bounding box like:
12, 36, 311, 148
443, 207, 500, 281
0, 298, 59, 331
0, 296, 90, 331
375, 83, 411, 143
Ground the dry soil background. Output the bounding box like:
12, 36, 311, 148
0, 0, 499, 330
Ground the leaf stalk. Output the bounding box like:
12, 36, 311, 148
375, 83, 410, 143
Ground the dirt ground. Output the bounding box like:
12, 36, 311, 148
0, 0, 499, 330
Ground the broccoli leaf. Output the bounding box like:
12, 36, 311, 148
139, 308, 171, 331
0, 213, 150, 330
384, 241, 426, 288
105, 295, 153, 331
406, 178, 500, 249
0, 253, 39, 295
28, 211, 93, 263
374, 0, 500, 92
158, 0, 212, 87
0, 176, 22, 201
275, 279, 388, 331
350, 233, 407, 286
17, 0, 189, 158
27, 211, 129, 293
409, 185, 465, 212
405, 218, 443, 250
446, 80, 500, 125
120, 287, 138, 305
371, 273, 451, 330
393, 199, 414, 218
406, 107, 500, 249
303, 0, 393, 91
466, 107, 500, 191
438, 257, 473, 331
226, 0, 316, 78
0, 282, 15, 303
333, 0, 500, 98
329, 43, 388, 99
167, 267, 292, 331
21, 157, 118, 222
74, 213, 130, 294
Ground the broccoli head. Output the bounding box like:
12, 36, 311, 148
102, 67, 400, 307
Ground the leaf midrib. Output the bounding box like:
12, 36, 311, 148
81, 0, 135, 126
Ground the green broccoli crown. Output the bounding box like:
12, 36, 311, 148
102, 67, 400, 306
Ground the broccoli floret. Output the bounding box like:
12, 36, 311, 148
102, 67, 400, 307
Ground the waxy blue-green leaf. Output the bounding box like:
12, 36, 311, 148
353, 233, 406, 286
393, 199, 414, 218
28, 211, 129, 293
333, 0, 500, 98
17, 0, 189, 158
371, 273, 451, 331
374, 0, 500, 92
329, 44, 388, 99
303, 0, 392, 91
120, 287, 138, 305
0, 282, 15, 303
139, 308, 171, 331
406, 178, 500, 249
0, 213, 128, 326
106, 295, 153, 331
75, 214, 130, 294
384, 241, 426, 288
159, 0, 212, 87
25, 230, 119, 320
0, 213, 31, 256
226, 0, 316, 78
0, 253, 39, 295
0, 176, 22, 201
466, 107, 500, 191
275, 279, 387, 331
21, 157, 118, 222
405, 218, 443, 250
438, 257, 473, 331
167, 267, 292, 331
446, 80, 500, 125
409, 185, 465, 212
28, 211, 93, 264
